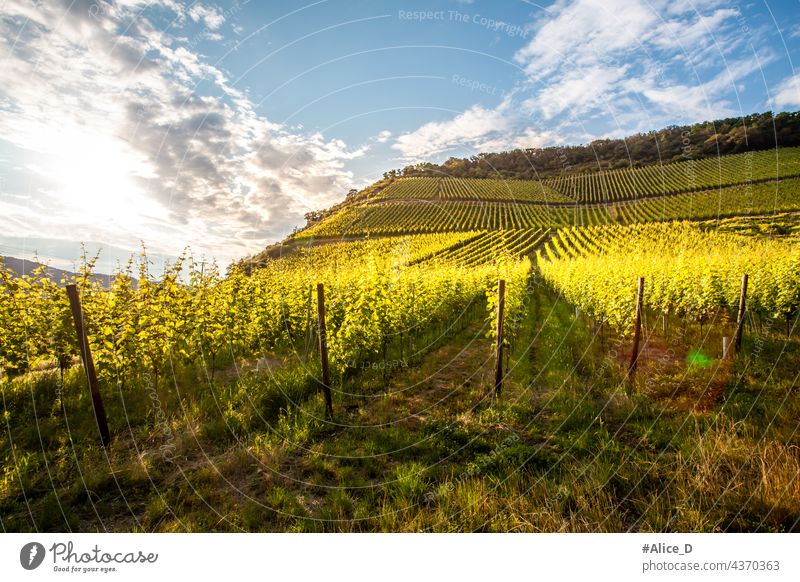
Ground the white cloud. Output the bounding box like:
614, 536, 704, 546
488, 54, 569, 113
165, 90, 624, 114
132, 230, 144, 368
533, 65, 630, 120
515, 0, 657, 78
0, 0, 361, 265
772, 74, 800, 109
392, 101, 558, 160
474, 127, 557, 153
393, 105, 510, 159
627, 56, 766, 119
651, 8, 739, 51
375, 130, 392, 143
392, 0, 768, 160
512, 0, 756, 120
188, 4, 225, 30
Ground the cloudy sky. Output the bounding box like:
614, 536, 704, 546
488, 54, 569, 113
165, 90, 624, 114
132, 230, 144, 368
0, 0, 798, 271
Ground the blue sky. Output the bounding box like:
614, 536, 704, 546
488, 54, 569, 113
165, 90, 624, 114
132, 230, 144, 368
0, 0, 798, 271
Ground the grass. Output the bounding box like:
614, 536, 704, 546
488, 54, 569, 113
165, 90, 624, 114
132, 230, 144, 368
1, 278, 798, 532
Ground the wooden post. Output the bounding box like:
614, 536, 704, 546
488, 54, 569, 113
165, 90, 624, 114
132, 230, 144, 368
627, 277, 645, 380
316, 283, 333, 418
408, 283, 415, 365
303, 284, 313, 362
732, 273, 749, 354
65, 285, 110, 448
494, 279, 506, 399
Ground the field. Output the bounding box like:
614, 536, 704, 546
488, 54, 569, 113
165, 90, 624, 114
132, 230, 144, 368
1, 147, 799, 532
543, 147, 800, 202
298, 175, 800, 238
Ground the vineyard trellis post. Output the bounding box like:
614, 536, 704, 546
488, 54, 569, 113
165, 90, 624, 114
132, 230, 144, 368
408, 283, 415, 365
65, 284, 111, 448
303, 284, 314, 362
627, 277, 645, 380
731, 273, 749, 357
316, 283, 334, 418
494, 279, 506, 401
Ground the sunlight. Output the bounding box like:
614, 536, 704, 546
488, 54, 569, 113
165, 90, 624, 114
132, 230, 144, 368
44, 126, 163, 228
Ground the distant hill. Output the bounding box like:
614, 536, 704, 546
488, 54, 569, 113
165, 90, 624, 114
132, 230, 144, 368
289, 110, 800, 234
0, 256, 118, 288
236, 146, 800, 273
389, 110, 800, 181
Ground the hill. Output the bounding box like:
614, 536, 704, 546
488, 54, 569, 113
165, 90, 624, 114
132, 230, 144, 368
393, 110, 800, 180
289, 111, 800, 237
0, 256, 118, 288
284, 112, 800, 243
239, 143, 800, 269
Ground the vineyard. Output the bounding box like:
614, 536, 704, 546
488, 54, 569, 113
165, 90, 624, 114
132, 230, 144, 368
299, 175, 800, 238
588, 178, 800, 225
543, 146, 800, 202
373, 177, 440, 200
371, 177, 569, 203
537, 222, 800, 333
2, 143, 800, 533
299, 200, 581, 237
366, 148, 800, 206
423, 228, 550, 266
0, 232, 532, 381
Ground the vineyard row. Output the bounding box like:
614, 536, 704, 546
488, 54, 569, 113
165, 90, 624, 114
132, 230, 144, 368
300, 178, 800, 238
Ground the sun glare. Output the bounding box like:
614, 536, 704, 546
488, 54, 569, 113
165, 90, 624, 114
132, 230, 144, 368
43, 127, 162, 228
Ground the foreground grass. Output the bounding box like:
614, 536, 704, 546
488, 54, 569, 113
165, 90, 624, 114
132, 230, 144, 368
1, 282, 798, 532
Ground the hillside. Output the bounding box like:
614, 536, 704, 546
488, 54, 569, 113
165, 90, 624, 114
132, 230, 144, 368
240, 144, 800, 269
394, 110, 800, 180
0, 256, 118, 288
293, 111, 799, 228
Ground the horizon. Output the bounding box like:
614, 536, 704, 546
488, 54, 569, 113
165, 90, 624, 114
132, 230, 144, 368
1, 0, 799, 272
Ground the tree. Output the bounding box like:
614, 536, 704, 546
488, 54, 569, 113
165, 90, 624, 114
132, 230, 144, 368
304, 210, 323, 225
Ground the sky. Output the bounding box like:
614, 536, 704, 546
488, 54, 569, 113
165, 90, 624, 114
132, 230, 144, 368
0, 0, 798, 272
